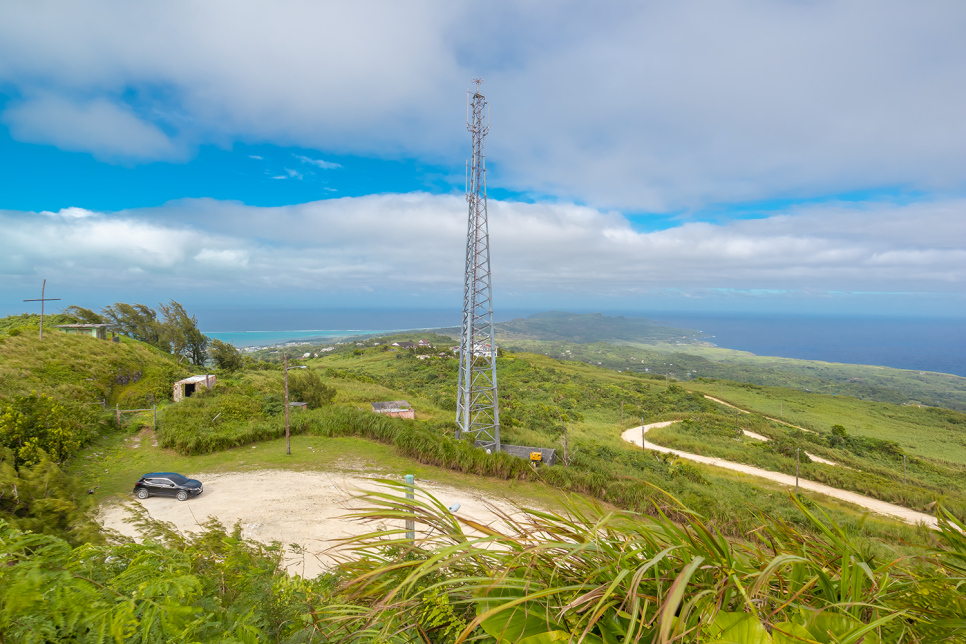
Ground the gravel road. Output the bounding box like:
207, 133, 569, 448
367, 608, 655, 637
622, 422, 937, 528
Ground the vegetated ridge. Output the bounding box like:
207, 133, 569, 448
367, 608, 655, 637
4, 312, 966, 641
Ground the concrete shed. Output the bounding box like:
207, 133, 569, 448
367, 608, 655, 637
173, 374, 217, 402
371, 400, 415, 420
53, 323, 113, 340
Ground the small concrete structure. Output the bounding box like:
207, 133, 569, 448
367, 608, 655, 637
371, 400, 415, 420
475, 442, 557, 466
289, 402, 308, 410
173, 374, 217, 402
53, 323, 113, 340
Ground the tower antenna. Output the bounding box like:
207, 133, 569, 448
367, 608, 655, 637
456, 79, 500, 452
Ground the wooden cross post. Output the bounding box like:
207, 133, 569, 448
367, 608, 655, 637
23, 279, 61, 340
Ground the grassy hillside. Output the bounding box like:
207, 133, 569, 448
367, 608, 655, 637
0, 324, 190, 409
500, 335, 966, 411
686, 378, 966, 464
93, 337, 958, 551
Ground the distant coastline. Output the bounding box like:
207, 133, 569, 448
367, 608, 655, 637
204, 311, 965, 378
203, 329, 392, 349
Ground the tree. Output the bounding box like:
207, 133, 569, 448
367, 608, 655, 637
101, 300, 209, 366
287, 369, 336, 409
62, 305, 104, 324
101, 302, 163, 346
209, 338, 244, 372
157, 300, 209, 365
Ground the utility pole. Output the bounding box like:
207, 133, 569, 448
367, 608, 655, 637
284, 358, 306, 456
284, 353, 291, 455
641, 417, 646, 452
23, 279, 61, 340
456, 78, 501, 453
795, 448, 800, 493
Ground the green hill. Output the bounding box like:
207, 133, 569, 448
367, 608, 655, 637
0, 323, 190, 409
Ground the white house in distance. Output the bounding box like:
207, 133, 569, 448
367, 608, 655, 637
173, 374, 217, 402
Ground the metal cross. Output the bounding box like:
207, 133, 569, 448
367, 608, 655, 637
23, 279, 61, 340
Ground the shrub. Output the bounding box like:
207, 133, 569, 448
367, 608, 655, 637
288, 370, 336, 409
0, 392, 93, 465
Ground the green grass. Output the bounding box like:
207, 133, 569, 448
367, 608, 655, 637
686, 379, 966, 464
0, 326, 189, 408
644, 416, 966, 515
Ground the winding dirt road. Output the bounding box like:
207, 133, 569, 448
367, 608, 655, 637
622, 422, 937, 528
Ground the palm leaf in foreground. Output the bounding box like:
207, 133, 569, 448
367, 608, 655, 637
319, 482, 966, 644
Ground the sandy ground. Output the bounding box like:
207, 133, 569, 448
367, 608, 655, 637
99, 470, 525, 578
622, 422, 937, 528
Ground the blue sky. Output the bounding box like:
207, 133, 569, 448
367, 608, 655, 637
1, 1, 964, 323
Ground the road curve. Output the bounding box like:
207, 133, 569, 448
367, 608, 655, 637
622, 422, 937, 528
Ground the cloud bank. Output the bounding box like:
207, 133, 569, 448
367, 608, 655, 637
1, 0, 963, 210
2, 195, 962, 309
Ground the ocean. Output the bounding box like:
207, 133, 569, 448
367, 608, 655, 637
646, 313, 966, 377
203, 329, 390, 349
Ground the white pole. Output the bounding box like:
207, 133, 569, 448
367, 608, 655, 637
405, 474, 415, 540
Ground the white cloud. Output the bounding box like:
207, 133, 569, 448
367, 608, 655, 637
2, 94, 184, 163
294, 154, 341, 169
1, 195, 961, 303
0, 1, 962, 208
40, 207, 96, 219
249, 155, 263, 160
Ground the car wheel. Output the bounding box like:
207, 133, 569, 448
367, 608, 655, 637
176, 490, 188, 501
136, 488, 149, 500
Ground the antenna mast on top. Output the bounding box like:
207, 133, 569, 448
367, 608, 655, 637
456, 79, 501, 452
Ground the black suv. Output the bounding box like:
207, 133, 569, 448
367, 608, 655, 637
134, 472, 203, 501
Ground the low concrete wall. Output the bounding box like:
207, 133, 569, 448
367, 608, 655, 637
475, 442, 557, 466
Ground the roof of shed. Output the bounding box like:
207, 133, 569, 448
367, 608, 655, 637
175, 375, 215, 385
371, 400, 411, 411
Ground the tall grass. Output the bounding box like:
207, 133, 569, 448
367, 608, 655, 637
320, 484, 966, 643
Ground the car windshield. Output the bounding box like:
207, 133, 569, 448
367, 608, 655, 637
167, 474, 188, 484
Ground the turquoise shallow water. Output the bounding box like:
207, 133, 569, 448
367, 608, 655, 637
204, 329, 392, 348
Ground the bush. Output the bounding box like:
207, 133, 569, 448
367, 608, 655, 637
288, 369, 336, 409
0, 392, 94, 465
209, 338, 244, 372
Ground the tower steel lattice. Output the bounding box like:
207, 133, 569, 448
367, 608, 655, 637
456, 79, 500, 452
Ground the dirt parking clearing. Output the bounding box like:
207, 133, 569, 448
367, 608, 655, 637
99, 469, 524, 578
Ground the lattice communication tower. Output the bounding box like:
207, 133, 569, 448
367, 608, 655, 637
456, 79, 501, 452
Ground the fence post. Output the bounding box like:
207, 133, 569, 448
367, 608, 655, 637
153, 405, 157, 430
641, 418, 645, 452
795, 448, 800, 493
405, 474, 415, 540
116, 403, 120, 431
